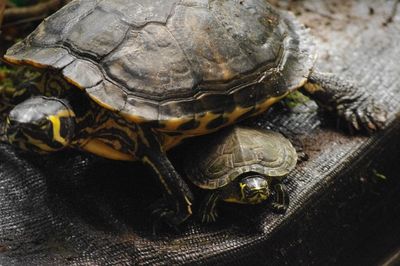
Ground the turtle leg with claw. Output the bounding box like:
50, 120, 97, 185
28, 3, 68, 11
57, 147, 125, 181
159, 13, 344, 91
139, 129, 194, 231
300, 71, 387, 134
270, 183, 289, 213
198, 192, 221, 223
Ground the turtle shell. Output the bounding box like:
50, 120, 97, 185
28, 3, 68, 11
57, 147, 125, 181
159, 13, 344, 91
4, 0, 315, 134
184, 126, 298, 190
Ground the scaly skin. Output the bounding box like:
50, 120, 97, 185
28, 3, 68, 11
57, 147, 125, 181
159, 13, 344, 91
302, 71, 387, 134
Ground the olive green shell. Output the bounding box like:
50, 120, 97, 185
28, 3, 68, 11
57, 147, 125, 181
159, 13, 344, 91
4, 0, 314, 132
184, 126, 298, 190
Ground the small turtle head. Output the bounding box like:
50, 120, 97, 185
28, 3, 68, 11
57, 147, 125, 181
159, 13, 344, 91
238, 174, 270, 204
5, 96, 76, 153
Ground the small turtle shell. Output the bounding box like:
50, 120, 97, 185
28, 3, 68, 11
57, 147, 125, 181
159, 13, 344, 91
185, 126, 297, 190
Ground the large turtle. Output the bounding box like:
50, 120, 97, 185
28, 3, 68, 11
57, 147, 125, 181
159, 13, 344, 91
184, 126, 297, 223
1, 0, 386, 227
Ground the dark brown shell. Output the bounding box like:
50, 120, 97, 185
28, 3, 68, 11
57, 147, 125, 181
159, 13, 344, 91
4, 0, 315, 132
184, 126, 298, 189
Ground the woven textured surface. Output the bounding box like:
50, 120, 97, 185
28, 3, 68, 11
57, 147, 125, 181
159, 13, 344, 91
1, 0, 400, 265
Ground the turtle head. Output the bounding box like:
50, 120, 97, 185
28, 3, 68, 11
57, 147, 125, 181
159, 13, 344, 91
4, 96, 76, 153
237, 173, 270, 204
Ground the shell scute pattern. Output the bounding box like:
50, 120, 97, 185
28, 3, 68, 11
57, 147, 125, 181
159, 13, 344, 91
29, 0, 99, 47
97, 0, 178, 27
102, 24, 194, 100
185, 127, 298, 189
5, 0, 315, 137
66, 8, 130, 58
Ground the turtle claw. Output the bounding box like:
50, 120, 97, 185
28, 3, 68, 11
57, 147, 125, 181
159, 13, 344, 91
149, 199, 184, 234
200, 208, 219, 224
337, 98, 387, 135
304, 72, 387, 135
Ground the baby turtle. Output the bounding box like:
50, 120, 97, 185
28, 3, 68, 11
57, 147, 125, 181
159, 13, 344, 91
2, 0, 386, 227
185, 126, 297, 223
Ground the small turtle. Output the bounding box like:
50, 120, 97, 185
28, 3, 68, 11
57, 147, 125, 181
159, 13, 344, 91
184, 126, 297, 223
1, 0, 386, 227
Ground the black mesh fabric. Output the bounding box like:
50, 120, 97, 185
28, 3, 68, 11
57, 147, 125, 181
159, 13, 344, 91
1, 1, 400, 265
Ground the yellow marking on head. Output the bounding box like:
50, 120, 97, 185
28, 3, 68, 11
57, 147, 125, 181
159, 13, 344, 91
48, 115, 68, 145
142, 156, 173, 195
240, 182, 247, 201
81, 139, 135, 161
47, 109, 76, 146
24, 134, 57, 153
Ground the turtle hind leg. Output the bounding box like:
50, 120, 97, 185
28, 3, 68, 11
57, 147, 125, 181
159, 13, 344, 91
300, 71, 387, 134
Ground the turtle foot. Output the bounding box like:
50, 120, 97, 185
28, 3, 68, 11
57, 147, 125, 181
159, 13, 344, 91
303, 71, 388, 135
200, 207, 219, 224
150, 198, 191, 234
336, 97, 387, 135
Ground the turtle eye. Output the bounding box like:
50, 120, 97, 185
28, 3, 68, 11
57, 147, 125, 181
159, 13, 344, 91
244, 186, 254, 197
239, 182, 253, 199
260, 187, 269, 195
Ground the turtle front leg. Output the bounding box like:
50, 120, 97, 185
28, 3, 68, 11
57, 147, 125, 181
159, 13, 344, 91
199, 192, 221, 223
139, 130, 194, 229
271, 184, 289, 213
301, 71, 387, 134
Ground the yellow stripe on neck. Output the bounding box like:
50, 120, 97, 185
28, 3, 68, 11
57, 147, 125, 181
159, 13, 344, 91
47, 109, 75, 146
81, 139, 135, 161
48, 115, 68, 145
